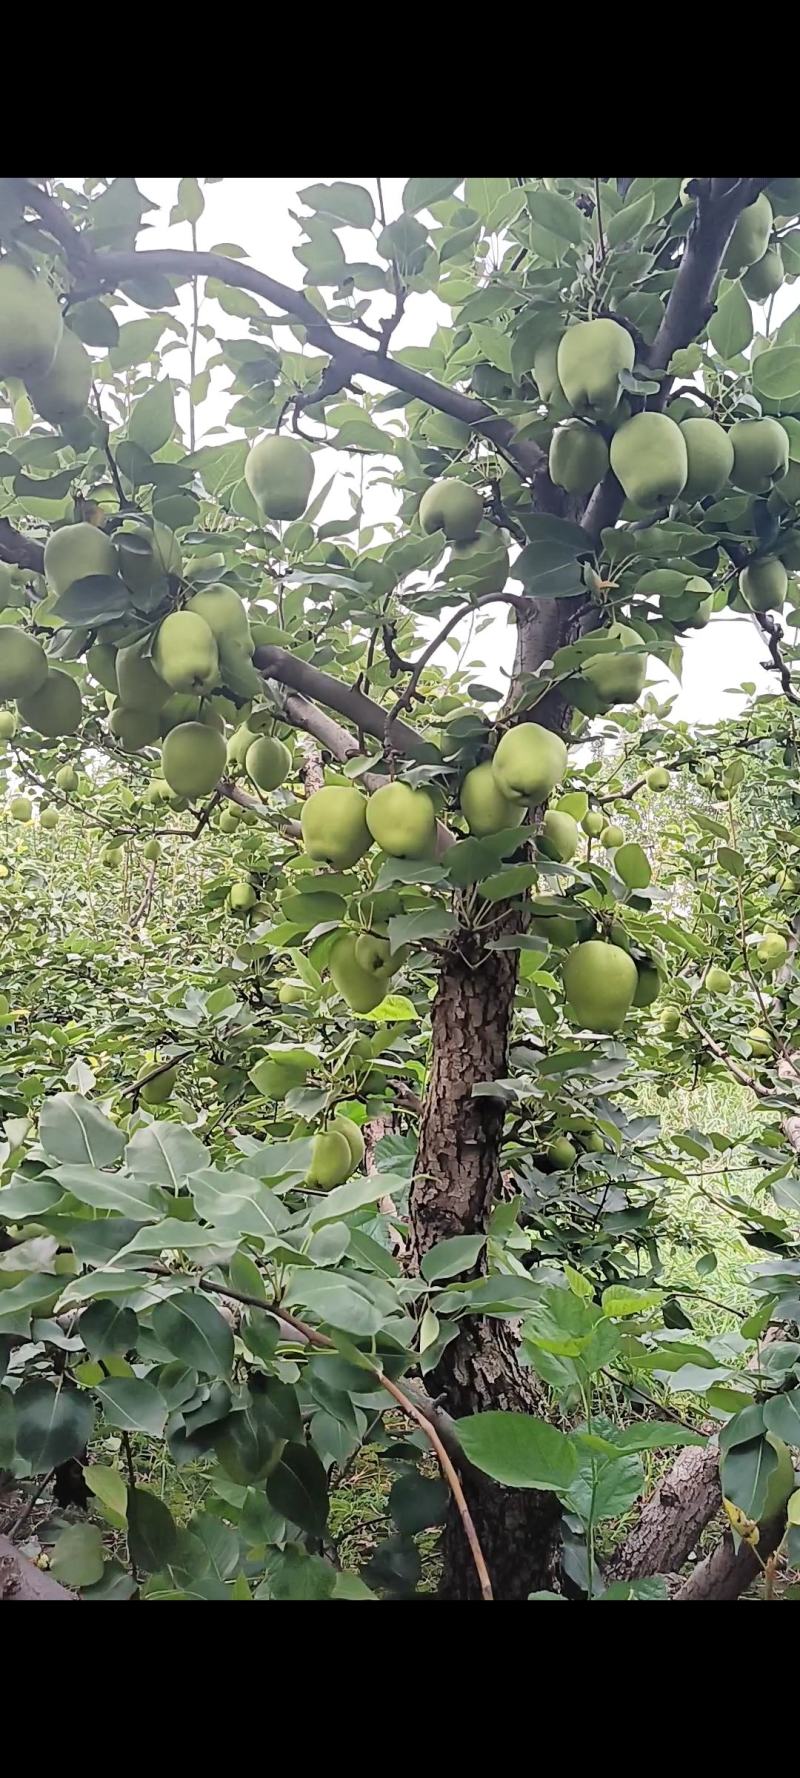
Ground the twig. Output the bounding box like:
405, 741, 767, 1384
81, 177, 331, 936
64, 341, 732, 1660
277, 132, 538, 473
682, 1007, 767, 1095
121, 1432, 137, 1491
6, 1469, 56, 1540
130, 858, 158, 927
594, 177, 606, 264
753, 610, 800, 708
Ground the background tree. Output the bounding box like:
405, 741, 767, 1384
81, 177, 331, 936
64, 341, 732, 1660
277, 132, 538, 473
1, 176, 800, 1602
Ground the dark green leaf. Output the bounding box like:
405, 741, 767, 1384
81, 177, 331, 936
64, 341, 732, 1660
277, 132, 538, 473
127, 1486, 179, 1573
266, 1442, 329, 1536
15, 1380, 95, 1472
456, 1411, 578, 1491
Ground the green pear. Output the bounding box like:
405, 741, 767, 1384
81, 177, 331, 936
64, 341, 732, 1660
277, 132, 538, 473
115, 520, 182, 593
8, 795, 32, 822
706, 965, 731, 993
756, 931, 788, 971
329, 932, 390, 1011
491, 723, 567, 803
153, 611, 219, 694
55, 763, 78, 792
548, 421, 609, 494
245, 735, 292, 793
562, 939, 638, 1033
218, 810, 241, 834
26, 326, 91, 424
632, 961, 660, 1008
557, 318, 635, 418
160, 692, 201, 734
582, 810, 604, 837
0, 562, 24, 611
660, 1005, 681, 1033
0, 709, 16, 739
532, 337, 565, 406
43, 522, 117, 596
547, 1136, 577, 1170
0, 262, 63, 379
419, 479, 483, 541
565, 623, 647, 715
447, 531, 509, 595
748, 1027, 772, 1057
331, 1114, 365, 1171
109, 704, 161, 751
245, 434, 315, 521
530, 898, 593, 949
301, 785, 371, 868
161, 721, 226, 798
646, 766, 670, 791
742, 246, 784, 301
138, 1062, 178, 1106
679, 417, 735, 501
226, 723, 257, 768
354, 932, 394, 976
39, 805, 58, 830
18, 669, 82, 737
540, 809, 579, 862
306, 1127, 353, 1189
186, 585, 254, 658
0, 629, 48, 699
661, 581, 714, 629
459, 762, 525, 837
366, 783, 436, 859
115, 638, 171, 713
610, 412, 688, 509
740, 556, 787, 613
723, 192, 773, 274
601, 823, 624, 848
229, 881, 256, 912
86, 642, 118, 695
143, 838, 161, 861
101, 845, 124, 868
730, 418, 789, 493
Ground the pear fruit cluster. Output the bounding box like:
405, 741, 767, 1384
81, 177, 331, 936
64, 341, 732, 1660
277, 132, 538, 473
0, 263, 92, 425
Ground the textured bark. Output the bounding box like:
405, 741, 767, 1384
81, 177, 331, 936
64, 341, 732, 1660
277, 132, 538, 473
607, 1439, 723, 1584
0, 1535, 77, 1601
674, 1513, 786, 1602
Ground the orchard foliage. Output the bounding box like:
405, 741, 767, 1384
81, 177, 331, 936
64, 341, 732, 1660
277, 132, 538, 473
1, 175, 800, 1600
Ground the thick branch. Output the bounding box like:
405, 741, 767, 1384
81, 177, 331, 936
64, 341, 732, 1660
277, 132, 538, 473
0, 517, 45, 574
255, 646, 431, 760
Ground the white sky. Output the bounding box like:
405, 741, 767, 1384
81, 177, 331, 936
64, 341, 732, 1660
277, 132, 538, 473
132, 177, 797, 725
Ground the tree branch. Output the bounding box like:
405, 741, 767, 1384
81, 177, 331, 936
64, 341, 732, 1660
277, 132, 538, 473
254, 646, 432, 760
0, 517, 45, 575
753, 610, 800, 707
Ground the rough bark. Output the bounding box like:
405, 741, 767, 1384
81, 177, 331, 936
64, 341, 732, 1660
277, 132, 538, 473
607, 1439, 724, 1584
0, 1534, 77, 1601
674, 1513, 786, 1602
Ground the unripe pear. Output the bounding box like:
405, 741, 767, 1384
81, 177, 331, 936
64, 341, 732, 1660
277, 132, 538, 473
186, 585, 254, 658
86, 641, 118, 695
679, 417, 735, 501
548, 421, 609, 494
491, 723, 567, 803
532, 337, 565, 406
109, 704, 161, 751
459, 762, 524, 837
301, 785, 371, 868
742, 246, 784, 301
740, 556, 787, 614
55, 763, 78, 792
26, 326, 91, 424
160, 692, 202, 734
153, 611, 219, 694
0, 263, 63, 379
366, 783, 436, 859
229, 881, 256, 912
306, 1127, 353, 1189
419, 478, 483, 541
566, 622, 647, 715
547, 1136, 577, 1170
610, 412, 688, 510
354, 932, 394, 976
581, 810, 604, 837
227, 723, 257, 768
101, 845, 124, 868
143, 838, 161, 861
646, 766, 670, 791
756, 930, 788, 971
116, 521, 182, 593
161, 721, 226, 799
748, 1026, 772, 1057
218, 810, 240, 834
8, 795, 32, 822
245, 434, 315, 521
329, 932, 391, 1012
43, 523, 117, 596
330, 1113, 365, 1171
723, 192, 773, 274
563, 939, 638, 1033
706, 965, 731, 993
540, 808, 579, 862
0, 709, 16, 739
660, 1005, 681, 1033
601, 823, 624, 848
115, 638, 170, 713
0, 630, 48, 699
245, 735, 292, 793
139, 1062, 177, 1106
18, 669, 82, 737
557, 319, 635, 418
730, 418, 789, 493
39, 805, 58, 830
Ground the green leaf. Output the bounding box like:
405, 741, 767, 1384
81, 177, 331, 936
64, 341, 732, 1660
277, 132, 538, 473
268, 1547, 337, 1600
601, 1285, 662, 1318
14, 1379, 95, 1471
128, 380, 175, 454
50, 1523, 105, 1589
51, 1163, 167, 1221
614, 843, 652, 890
266, 1442, 329, 1536
481, 864, 539, 902
109, 317, 167, 371
152, 1292, 235, 1376
456, 1411, 578, 1491
753, 347, 800, 404
421, 1234, 485, 1282
708, 283, 753, 359
527, 189, 588, 246
95, 1378, 167, 1438
389, 1470, 449, 1533
67, 299, 120, 348
763, 1387, 800, 1445
85, 1462, 128, 1523
608, 1421, 705, 1452
178, 176, 205, 223
127, 1486, 179, 1573
298, 181, 375, 230
720, 1435, 777, 1519
80, 1300, 138, 1357
605, 192, 655, 248
403, 177, 462, 214
126, 1121, 208, 1188
288, 1272, 386, 1337
39, 1093, 126, 1168
387, 905, 457, 948
51, 573, 131, 628
565, 1449, 644, 1523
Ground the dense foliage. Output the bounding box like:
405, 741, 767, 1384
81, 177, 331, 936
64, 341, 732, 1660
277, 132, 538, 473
1, 175, 800, 1602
